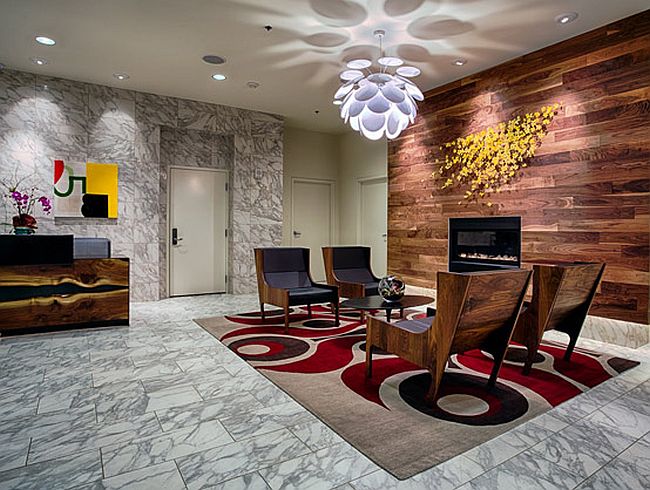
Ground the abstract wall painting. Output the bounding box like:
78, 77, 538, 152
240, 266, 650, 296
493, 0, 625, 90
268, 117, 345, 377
53, 160, 118, 218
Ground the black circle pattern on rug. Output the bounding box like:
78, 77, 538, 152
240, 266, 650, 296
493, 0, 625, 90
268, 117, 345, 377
398, 372, 529, 425
505, 347, 545, 364
302, 319, 338, 329
229, 336, 309, 361
358, 342, 390, 356
238, 309, 291, 318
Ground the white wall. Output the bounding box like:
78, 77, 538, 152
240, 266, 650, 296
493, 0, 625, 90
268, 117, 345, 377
282, 126, 387, 247
282, 127, 339, 245
337, 132, 387, 244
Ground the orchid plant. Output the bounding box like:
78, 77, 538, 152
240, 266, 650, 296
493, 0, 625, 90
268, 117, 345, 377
1, 176, 52, 232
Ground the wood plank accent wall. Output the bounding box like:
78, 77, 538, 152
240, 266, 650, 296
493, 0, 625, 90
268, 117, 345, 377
388, 11, 650, 325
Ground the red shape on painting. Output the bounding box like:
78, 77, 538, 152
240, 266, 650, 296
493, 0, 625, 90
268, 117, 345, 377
54, 159, 64, 184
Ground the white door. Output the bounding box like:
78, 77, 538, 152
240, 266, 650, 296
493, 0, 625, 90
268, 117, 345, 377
170, 167, 228, 296
359, 177, 387, 276
291, 179, 334, 282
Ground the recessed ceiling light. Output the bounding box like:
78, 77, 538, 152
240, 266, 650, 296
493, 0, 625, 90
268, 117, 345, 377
35, 35, 56, 46
202, 55, 226, 65
452, 58, 467, 66
333, 100, 342, 106
30, 57, 48, 66
212, 73, 227, 81
113, 73, 129, 81
246, 81, 260, 89
555, 12, 578, 25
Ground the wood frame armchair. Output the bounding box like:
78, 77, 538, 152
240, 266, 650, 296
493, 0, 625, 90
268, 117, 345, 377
322, 246, 381, 298
366, 269, 532, 405
512, 262, 605, 374
255, 247, 340, 333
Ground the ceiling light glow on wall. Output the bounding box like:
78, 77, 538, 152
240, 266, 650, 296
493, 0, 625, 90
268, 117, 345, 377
30, 57, 48, 66
35, 35, 56, 46
113, 73, 129, 81
212, 73, 227, 81
334, 30, 423, 141
555, 12, 578, 24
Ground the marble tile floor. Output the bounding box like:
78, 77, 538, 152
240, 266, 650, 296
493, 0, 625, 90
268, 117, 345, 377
0, 294, 648, 490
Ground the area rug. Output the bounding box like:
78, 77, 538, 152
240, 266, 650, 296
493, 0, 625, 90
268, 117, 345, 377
195, 305, 639, 479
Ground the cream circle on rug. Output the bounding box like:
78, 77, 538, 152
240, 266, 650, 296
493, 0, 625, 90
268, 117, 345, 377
436, 394, 490, 416
237, 344, 272, 355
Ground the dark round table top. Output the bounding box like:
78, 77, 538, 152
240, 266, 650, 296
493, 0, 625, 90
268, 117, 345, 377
340, 294, 434, 310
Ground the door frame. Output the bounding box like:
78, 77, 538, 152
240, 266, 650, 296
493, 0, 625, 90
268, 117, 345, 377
290, 177, 337, 246
167, 165, 230, 297
356, 175, 387, 244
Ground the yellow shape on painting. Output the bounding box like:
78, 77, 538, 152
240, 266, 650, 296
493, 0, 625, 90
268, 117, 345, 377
86, 162, 118, 218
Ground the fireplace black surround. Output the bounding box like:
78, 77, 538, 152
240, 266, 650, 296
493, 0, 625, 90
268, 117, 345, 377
449, 217, 521, 272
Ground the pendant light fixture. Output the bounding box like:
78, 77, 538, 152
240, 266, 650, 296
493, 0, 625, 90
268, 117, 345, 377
334, 30, 423, 140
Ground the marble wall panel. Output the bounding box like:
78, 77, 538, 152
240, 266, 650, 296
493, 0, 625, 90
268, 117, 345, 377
0, 68, 283, 300
178, 99, 217, 132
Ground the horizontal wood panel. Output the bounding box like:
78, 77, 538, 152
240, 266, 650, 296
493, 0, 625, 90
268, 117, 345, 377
0, 258, 129, 332
388, 11, 650, 325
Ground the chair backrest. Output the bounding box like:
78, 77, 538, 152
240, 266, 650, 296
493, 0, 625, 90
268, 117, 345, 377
255, 248, 312, 289
533, 263, 605, 333
323, 246, 375, 285
434, 270, 532, 355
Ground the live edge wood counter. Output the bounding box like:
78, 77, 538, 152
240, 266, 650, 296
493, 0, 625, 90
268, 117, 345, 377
0, 258, 129, 334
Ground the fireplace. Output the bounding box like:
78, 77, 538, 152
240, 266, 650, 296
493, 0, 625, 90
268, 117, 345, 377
449, 217, 521, 272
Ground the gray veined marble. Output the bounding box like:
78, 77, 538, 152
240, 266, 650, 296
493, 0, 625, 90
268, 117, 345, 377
212, 472, 271, 490
0, 450, 102, 490
101, 460, 186, 490
155, 392, 265, 433
528, 414, 636, 478
101, 419, 234, 478
0, 67, 284, 298
464, 419, 555, 469
258, 442, 379, 490
28, 412, 162, 464
219, 401, 315, 441
176, 428, 311, 488
289, 417, 345, 452
463, 449, 584, 490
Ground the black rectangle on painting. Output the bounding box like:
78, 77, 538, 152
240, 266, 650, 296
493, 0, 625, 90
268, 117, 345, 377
81, 193, 109, 218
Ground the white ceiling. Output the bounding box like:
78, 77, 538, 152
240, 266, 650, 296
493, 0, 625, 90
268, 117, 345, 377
0, 0, 647, 133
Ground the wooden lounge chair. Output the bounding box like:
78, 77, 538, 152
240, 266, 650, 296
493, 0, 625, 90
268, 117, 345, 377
322, 246, 381, 299
255, 247, 340, 333
366, 269, 532, 405
511, 262, 605, 374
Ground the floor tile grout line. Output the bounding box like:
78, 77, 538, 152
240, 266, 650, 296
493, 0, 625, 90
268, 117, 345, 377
172, 458, 189, 489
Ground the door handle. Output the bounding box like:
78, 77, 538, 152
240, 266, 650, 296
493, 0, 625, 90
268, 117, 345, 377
172, 228, 184, 246
293, 231, 302, 238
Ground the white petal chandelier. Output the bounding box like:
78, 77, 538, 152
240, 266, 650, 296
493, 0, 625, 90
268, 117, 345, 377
334, 30, 423, 141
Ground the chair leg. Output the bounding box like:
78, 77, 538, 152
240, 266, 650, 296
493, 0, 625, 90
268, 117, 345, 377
488, 346, 509, 387
365, 344, 374, 378
564, 331, 579, 362
523, 339, 540, 375
260, 303, 265, 321
307, 304, 312, 318
283, 305, 290, 334
334, 303, 340, 326
424, 365, 441, 406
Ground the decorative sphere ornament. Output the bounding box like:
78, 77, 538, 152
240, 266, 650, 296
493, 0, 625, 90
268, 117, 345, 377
378, 275, 405, 303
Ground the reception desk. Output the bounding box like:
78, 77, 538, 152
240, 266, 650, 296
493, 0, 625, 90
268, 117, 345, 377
0, 235, 129, 334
